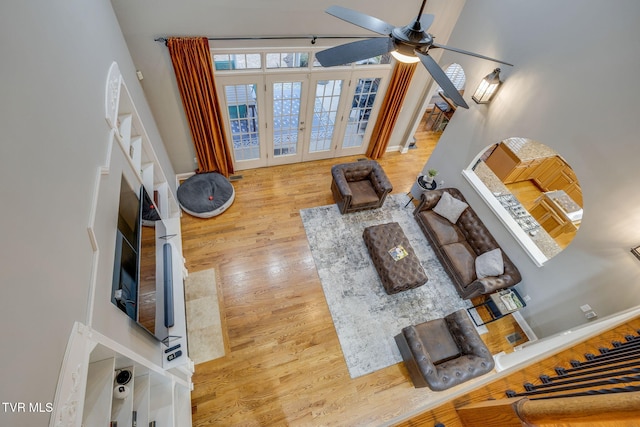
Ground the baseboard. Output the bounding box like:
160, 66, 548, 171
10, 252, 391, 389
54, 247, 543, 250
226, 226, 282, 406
175, 172, 195, 188
512, 311, 538, 342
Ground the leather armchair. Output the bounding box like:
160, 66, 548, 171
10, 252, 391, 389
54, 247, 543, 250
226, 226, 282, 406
395, 309, 495, 390
331, 160, 393, 214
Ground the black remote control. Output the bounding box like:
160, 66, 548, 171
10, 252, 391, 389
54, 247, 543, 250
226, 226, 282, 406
167, 350, 182, 361
164, 343, 181, 354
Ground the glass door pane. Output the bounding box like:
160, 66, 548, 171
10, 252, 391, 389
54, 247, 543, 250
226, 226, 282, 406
309, 79, 342, 154
342, 77, 381, 150
272, 81, 301, 157
224, 84, 260, 162
267, 76, 306, 165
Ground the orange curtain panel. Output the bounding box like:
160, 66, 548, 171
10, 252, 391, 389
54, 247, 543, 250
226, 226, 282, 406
167, 37, 234, 176
366, 62, 418, 160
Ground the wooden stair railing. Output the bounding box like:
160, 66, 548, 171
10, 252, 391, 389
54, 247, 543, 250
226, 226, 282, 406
505, 329, 640, 400
456, 328, 640, 426
457, 392, 640, 426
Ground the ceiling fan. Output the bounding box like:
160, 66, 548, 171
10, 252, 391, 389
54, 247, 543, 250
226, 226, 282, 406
315, 0, 513, 109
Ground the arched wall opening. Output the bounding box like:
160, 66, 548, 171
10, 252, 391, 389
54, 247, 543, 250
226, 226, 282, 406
463, 137, 583, 266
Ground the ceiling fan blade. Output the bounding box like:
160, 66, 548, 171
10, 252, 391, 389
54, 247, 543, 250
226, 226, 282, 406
431, 43, 513, 66
326, 5, 395, 36
417, 51, 469, 109
315, 38, 394, 67
419, 14, 435, 31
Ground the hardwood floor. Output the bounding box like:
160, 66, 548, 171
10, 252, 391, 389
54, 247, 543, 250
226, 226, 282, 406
182, 123, 526, 426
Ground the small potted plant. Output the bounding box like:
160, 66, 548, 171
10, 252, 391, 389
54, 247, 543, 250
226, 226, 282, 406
425, 168, 438, 184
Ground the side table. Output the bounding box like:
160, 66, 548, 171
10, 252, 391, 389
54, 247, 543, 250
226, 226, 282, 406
467, 288, 526, 326
405, 175, 437, 207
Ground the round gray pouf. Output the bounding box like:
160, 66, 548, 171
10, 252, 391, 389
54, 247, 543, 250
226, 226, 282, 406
177, 172, 235, 218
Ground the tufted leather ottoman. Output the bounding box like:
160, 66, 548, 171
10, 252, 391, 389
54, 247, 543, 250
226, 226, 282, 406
363, 222, 428, 294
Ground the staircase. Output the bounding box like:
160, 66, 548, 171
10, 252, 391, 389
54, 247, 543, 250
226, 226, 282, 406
505, 329, 640, 401
455, 328, 640, 426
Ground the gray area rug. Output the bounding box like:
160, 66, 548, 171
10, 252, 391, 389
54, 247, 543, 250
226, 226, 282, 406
300, 194, 476, 378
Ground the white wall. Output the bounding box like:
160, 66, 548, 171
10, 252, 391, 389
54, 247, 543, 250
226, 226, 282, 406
424, 0, 640, 337
0, 1, 176, 425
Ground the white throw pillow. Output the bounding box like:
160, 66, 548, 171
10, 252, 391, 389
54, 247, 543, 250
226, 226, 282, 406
475, 248, 505, 279
432, 191, 468, 224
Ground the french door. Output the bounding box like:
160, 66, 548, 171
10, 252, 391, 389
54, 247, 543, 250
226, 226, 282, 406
299, 72, 349, 162
219, 75, 265, 170
217, 69, 389, 170
264, 74, 308, 166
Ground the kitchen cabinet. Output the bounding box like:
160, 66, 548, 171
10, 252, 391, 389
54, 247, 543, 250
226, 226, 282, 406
530, 191, 580, 238
485, 142, 544, 184
530, 197, 568, 238
534, 156, 583, 206
532, 156, 564, 190
549, 168, 583, 206
505, 162, 531, 184
485, 141, 583, 208
484, 142, 520, 182
485, 142, 556, 185
565, 182, 583, 206
517, 157, 545, 182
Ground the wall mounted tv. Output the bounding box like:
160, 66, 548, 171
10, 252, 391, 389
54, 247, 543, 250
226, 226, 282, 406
111, 175, 175, 345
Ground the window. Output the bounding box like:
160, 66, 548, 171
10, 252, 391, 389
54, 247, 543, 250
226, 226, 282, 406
312, 53, 392, 68
266, 52, 309, 69
213, 53, 261, 70
432, 63, 466, 92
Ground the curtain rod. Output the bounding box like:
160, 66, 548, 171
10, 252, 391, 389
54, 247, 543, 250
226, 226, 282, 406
154, 35, 378, 45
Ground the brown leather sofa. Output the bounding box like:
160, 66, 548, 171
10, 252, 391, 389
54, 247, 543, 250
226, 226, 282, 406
331, 160, 393, 214
414, 188, 521, 300
395, 309, 495, 390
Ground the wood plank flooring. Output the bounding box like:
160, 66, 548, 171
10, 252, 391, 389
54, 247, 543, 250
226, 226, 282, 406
182, 122, 526, 426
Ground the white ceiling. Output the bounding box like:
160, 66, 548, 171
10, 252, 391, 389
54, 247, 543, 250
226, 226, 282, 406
110, 0, 454, 40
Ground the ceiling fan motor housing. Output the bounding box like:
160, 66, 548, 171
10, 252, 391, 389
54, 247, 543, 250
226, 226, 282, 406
391, 26, 432, 56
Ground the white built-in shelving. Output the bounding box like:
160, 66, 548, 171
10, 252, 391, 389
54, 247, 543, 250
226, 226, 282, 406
55, 323, 192, 427
108, 62, 179, 220
50, 62, 192, 427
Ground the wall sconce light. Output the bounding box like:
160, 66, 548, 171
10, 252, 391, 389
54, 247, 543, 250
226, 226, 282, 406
472, 68, 502, 104
631, 246, 640, 261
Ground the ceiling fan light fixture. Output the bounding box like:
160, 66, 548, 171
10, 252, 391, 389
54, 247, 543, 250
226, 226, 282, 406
472, 68, 502, 104
390, 50, 420, 63
316, 3, 512, 108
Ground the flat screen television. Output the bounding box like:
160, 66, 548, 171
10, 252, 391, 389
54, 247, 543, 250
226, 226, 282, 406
112, 176, 172, 345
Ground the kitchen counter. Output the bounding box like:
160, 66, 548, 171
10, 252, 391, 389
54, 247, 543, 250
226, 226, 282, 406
501, 137, 558, 162
545, 190, 583, 223
474, 161, 562, 259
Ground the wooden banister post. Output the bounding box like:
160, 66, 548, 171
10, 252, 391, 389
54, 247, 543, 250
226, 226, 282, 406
456, 397, 527, 427
515, 391, 640, 424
